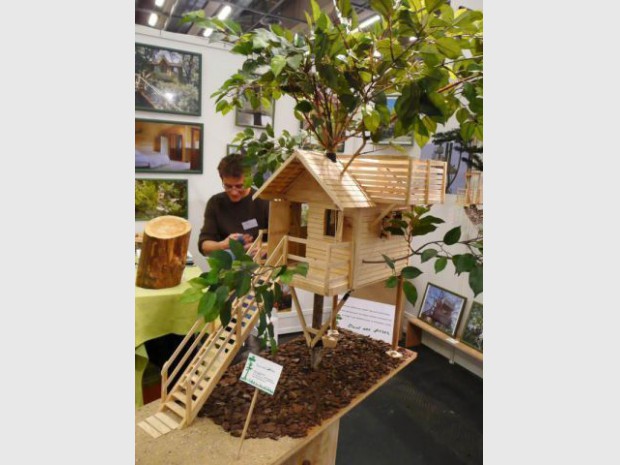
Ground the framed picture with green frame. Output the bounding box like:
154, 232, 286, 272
135, 178, 188, 221
135, 118, 203, 174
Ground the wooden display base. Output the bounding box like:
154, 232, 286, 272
136, 349, 417, 465
405, 315, 483, 362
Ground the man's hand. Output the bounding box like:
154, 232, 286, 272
221, 233, 254, 251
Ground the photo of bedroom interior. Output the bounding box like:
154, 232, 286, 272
135, 119, 203, 173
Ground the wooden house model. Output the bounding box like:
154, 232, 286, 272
253, 150, 447, 296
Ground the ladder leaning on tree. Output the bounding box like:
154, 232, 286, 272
137, 233, 284, 438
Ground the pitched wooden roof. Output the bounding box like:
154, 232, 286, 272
253, 150, 375, 209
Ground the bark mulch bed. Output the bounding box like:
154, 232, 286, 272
198, 329, 412, 440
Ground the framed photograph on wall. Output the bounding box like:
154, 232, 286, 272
376, 95, 414, 146
235, 96, 275, 129
418, 283, 467, 338
135, 43, 201, 116
460, 302, 483, 352
135, 178, 188, 221
135, 119, 203, 174
226, 144, 241, 155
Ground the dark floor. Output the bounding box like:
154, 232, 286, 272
336, 344, 482, 465
280, 333, 483, 465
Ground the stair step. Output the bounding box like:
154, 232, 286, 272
144, 414, 172, 434
164, 401, 187, 418
155, 412, 180, 429
172, 390, 197, 404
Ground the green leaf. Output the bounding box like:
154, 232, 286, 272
292, 262, 309, 277
403, 280, 418, 306
469, 265, 483, 297
231, 40, 253, 55
236, 273, 251, 297
270, 55, 286, 77
295, 100, 313, 113
363, 110, 381, 132
180, 287, 203, 304
460, 121, 476, 142
381, 254, 395, 270
220, 300, 231, 326
279, 270, 295, 284
426, 0, 447, 14
273, 282, 282, 306
310, 0, 321, 21
208, 249, 232, 271
202, 268, 219, 285
370, 0, 393, 18
443, 226, 461, 245
229, 238, 246, 260
421, 249, 438, 263
337, 0, 352, 17
412, 222, 437, 236
436, 37, 461, 59
401, 266, 423, 279
188, 277, 209, 289
286, 54, 303, 69
452, 254, 477, 275
434, 257, 448, 273
262, 290, 274, 313
385, 276, 398, 288
198, 291, 218, 321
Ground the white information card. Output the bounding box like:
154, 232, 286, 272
239, 354, 283, 396
337, 297, 395, 343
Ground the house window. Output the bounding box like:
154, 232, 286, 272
324, 209, 339, 237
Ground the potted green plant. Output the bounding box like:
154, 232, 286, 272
182, 0, 483, 351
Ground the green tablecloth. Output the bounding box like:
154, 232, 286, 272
135, 266, 202, 406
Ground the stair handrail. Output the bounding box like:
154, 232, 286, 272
161, 318, 210, 397
162, 325, 217, 399
181, 236, 288, 412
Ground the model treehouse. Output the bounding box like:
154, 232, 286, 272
254, 150, 446, 296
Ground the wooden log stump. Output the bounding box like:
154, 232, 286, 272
136, 216, 191, 289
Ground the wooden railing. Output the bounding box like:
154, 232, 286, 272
284, 236, 352, 290
338, 155, 447, 206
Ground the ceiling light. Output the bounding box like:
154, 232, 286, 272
154, 0, 165, 7
359, 15, 380, 29
148, 13, 158, 27
203, 28, 214, 37
217, 5, 232, 20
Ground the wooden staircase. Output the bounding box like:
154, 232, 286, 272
138, 234, 283, 438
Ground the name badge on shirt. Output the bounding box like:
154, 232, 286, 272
242, 218, 259, 230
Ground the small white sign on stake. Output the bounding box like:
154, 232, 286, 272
239, 354, 283, 396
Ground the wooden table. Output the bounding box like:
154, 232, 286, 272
135, 349, 417, 465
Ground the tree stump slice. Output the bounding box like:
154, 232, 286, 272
136, 216, 191, 289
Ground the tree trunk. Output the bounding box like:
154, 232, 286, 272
136, 215, 191, 289
312, 294, 324, 329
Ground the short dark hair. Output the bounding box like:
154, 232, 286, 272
217, 154, 245, 178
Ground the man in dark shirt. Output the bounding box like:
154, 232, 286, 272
198, 154, 269, 255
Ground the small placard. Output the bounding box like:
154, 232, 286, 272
337, 297, 394, 343
239, 354, 283, 396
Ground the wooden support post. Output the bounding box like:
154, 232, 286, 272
312, 294, 324, 329
388, 275, 405, 358
236, 388, 260, 459
330, 295, 338, 331
290, 287, 312, 346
